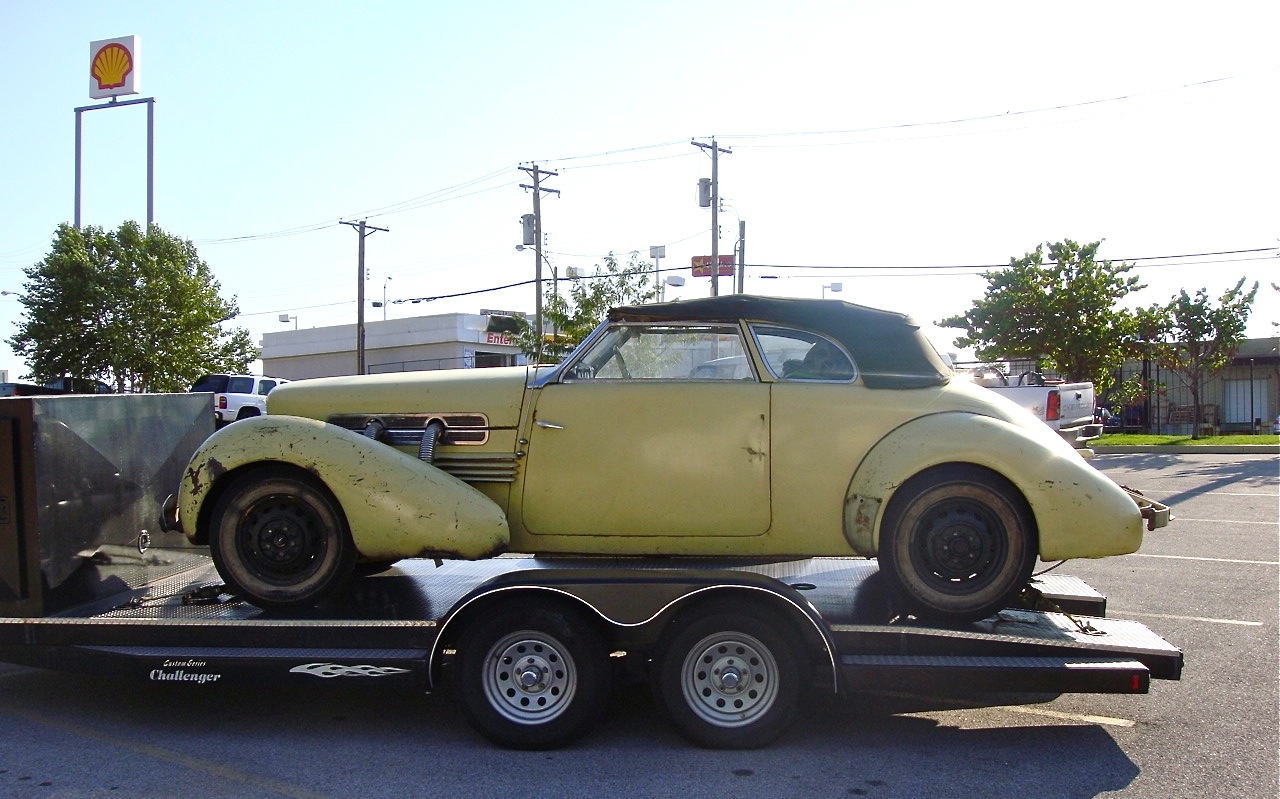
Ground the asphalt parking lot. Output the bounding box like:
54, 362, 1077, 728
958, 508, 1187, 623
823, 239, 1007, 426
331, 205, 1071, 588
0, 452, 1275, 799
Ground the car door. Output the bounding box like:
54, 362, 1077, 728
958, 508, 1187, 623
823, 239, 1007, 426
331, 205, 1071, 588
519, 323, 771, 539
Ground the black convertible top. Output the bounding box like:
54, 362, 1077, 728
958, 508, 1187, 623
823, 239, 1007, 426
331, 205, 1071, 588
609, 295, 951, 389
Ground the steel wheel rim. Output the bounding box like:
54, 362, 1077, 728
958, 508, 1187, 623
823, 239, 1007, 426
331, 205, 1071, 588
238, 494, 326, 583
482, 631, 577, 725
909, 500, 1006, 591
680, 631, 779, 728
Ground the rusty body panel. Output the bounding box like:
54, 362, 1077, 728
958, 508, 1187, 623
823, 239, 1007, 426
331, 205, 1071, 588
177, 415, 509, 561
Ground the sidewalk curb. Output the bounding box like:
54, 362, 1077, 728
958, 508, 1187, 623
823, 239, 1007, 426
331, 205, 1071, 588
1092, 445, 1280, 455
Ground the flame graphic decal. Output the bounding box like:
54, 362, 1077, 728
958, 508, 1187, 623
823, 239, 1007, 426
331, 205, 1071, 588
91, 43, 133, 90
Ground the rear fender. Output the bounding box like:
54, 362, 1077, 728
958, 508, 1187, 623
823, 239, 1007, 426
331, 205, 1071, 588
178, 415, 510, 560
842, 412, 1143, 561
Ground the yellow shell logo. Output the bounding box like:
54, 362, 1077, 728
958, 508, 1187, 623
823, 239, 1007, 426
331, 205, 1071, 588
91, 43, 133, 90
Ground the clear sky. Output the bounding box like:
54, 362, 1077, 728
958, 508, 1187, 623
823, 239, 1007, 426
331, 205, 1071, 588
1, 1, 1277, 380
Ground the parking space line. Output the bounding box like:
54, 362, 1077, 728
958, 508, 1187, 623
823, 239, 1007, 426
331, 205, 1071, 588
1131, 553, 1279, 565
995, 705, 1135, 727
874, 691, 1136, 727
1164, 517, 1279, 526
1112, 610, 1264, 626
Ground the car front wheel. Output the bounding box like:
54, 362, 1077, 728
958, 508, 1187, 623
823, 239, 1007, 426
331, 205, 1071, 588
878, 465, 1036, 624
208, 466, 355, 608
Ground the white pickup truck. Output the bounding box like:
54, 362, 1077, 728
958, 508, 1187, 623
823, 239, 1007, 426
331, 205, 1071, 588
189, 374, 290, 427
960, 367, 1101, 449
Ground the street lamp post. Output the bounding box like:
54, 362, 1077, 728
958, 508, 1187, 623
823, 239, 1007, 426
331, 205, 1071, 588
279, 314, 297, 330
822, 282, 843, 299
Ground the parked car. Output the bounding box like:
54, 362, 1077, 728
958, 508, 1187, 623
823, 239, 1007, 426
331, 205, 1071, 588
190, 374, 289, 427
166, 296, 1169, 623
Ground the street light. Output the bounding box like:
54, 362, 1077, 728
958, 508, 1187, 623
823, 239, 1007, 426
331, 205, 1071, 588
822, 282, 843, 299
382, 277, 392, 321
659, 275, 684, 303
279, 313, 298, 330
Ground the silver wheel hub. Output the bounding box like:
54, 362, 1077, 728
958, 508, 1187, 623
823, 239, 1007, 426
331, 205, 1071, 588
680, 632, 779, 728
482, 632, 576, 725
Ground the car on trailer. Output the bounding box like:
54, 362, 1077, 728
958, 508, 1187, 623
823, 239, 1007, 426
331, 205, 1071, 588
166, 295, 1169, 624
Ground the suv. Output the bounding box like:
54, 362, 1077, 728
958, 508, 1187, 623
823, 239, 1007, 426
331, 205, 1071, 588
190, 374, 289, 426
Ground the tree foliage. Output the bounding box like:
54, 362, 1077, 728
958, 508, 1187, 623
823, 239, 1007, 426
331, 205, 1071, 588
8, 222, 257, 393
1141, 277, 1257, 438
937, 240, 1143, 391
515, 251, 659, 362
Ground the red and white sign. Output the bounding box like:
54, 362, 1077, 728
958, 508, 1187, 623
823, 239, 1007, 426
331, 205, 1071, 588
89, 36, 140, 99
691, 255, 735, 277
486, 332, 513, 346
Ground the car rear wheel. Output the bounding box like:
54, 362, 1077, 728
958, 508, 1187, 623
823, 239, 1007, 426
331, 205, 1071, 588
208, 466, 355, 608
878, 465, 1036, 624
455, 601, 611, 750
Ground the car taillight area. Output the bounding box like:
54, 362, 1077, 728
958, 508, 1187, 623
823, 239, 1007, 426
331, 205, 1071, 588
1046, 389, 1060, 421
218, 395, 228, 410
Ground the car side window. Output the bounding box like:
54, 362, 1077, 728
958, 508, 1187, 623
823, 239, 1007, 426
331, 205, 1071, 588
259, 380, 276, 395
751, 325, 857, 382
567, 324, 753, 381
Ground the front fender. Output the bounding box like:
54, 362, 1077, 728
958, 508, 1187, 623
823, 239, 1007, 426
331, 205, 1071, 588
842, 412, 1144, 561
178, 415, 510, 560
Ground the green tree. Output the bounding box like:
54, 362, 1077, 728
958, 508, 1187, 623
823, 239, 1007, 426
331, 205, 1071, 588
938, 239, 1142, 392
8, 222, 257, 393
1143, 277, 1258, 439
516, 251, 659, 362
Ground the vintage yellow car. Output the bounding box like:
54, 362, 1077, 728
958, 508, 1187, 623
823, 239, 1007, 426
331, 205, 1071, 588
169, 295, 1168, 623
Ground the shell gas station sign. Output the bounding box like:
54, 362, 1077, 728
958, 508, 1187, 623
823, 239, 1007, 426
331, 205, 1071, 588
89, 36, 140, 100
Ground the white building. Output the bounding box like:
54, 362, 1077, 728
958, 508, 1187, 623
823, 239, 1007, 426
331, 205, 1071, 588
261, 312, 527, 380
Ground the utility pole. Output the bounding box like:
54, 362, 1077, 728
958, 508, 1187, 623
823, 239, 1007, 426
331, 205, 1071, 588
340, 219, 388, 375
736, 220, 746, 294
691, 138, 731, 295
519, 165, 559, 363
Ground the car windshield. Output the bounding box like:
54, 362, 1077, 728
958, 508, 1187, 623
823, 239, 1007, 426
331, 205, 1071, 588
568, 324, 749, 380
190, 375, 229, 393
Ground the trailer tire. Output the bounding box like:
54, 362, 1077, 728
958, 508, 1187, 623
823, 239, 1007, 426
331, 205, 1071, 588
653, 604, 802, 749
208, 466, 355, 608
879, 464, 1036, 624
455, 600, 611, 750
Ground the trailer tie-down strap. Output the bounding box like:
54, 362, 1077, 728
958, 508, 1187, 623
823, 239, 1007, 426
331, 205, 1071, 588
1013, 583, 1104, 636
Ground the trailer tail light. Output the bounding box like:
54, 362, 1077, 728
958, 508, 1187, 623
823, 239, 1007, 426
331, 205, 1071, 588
1046, 389, 1061, 421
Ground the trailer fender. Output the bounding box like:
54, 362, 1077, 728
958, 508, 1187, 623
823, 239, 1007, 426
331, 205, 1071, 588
178, 415, 510, 560
842, 412, 1144, 561
430, 569, 841, 692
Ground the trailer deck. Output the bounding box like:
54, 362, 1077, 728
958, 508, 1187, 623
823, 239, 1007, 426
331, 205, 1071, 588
0, 546, 1181, 699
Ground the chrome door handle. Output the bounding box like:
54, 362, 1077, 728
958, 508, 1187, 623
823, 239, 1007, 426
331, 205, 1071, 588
535, 419, 565, 430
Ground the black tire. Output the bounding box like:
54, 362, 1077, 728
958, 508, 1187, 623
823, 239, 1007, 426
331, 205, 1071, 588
653, 605, 802, 749
878, 464, 1037, 624
235, 407, 261, 421
208, 466, 355, 608
455, 601, 611, 750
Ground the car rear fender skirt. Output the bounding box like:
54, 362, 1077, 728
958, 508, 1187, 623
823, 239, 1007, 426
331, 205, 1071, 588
842, 412, 1144, 561
178, 415, 510, 560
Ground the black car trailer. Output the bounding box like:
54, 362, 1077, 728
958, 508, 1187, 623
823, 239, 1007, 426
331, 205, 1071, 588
0, 393, 1182, 749
0, 546, 1182, 750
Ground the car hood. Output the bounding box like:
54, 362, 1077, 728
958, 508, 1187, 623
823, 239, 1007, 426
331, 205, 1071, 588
267, 366, 531, 429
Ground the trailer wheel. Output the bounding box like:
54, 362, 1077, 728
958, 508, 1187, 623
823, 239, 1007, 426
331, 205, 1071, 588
653, 605, 802, 749
879, 464, 1036, 624
456, 601, 611, 750
208, 466, 355, 608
